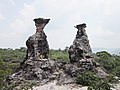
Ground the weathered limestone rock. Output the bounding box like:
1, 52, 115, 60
26, 18, 50, 60
5, 18, 54, 86
6, 18, 75, 86
68, 23, 93, 63
5, 21, 108, 89
68, 23, 108, 79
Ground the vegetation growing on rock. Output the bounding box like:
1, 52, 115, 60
0, 48, 120, 89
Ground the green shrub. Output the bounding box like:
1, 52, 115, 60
76, 71, 112, 90
96, 51, 112, 60
95, 51, 120, 77
112, 66, 120, 77
49, 49, 69, 61
76, 71, 100, 86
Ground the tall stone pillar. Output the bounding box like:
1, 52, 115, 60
68, 23, 93, 63
26, 18, 50, 60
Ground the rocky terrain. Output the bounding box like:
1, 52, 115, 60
32, 81, 88, 90
5, 18, 109, 90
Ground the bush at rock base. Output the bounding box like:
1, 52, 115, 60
76, 71, 118, 90
95, 51, 120, 78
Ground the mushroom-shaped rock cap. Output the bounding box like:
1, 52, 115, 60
74, 23, 86, 29
33, 18, 50, 24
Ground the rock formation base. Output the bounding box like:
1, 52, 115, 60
5, 21, 108, 89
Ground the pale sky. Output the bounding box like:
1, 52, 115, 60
0, 0, 120, 49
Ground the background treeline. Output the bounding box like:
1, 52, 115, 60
0, 47, 120, 89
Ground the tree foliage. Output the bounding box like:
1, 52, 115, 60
76, 71, 113, 90
49, 49, 69, 61
95, 51, 120, 77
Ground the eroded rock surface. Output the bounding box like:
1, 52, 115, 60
26, 18, 50, 60
68, 23, 93, 63
68, 23, 108, 79
5, 21, 108, 89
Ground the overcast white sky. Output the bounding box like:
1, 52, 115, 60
0, 0, 120, 49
